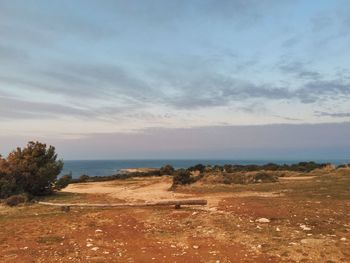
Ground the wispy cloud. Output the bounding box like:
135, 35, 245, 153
315, 111, 350, 118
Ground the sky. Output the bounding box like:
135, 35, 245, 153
0, 0, 350, 160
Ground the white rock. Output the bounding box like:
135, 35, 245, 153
340, 237, 347, 241
86, 243, 93, 247
193, 245, 199, 249
276, 227, 281, 232
256, 218, 270, 223
300, 224, 312, 231
91, 247, 99, 251
95, 229, 103, 233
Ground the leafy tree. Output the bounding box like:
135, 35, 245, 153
4, 141, 63, 196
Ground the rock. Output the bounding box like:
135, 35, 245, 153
340, 237, 347, 241
300, 224, 312, 231
300, 238, 323, 245
256, 218, 270, 223
276, 227, 281, 232
193, 245, 199, 249
91, 247, 99, 251
95, 229, 103, 233
86, 243, 93, 247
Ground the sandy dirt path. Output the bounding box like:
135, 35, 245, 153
62, 176, 284, 208
62, 177, 194, 202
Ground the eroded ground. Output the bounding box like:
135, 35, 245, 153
0, 174, 350, 262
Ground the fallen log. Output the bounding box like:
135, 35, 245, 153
38, 199, 207, 211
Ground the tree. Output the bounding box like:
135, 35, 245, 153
5, 141, 63, 195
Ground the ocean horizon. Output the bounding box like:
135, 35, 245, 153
61, 159, 350, 178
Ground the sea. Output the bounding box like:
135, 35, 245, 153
61, 159, 349, 178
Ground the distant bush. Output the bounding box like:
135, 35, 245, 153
187, 164, 206, 173
221, 171, 278, 184
55, 173, 72, 190
213, 162, 328, 173
4, 194, 28, 206
160, 165, 175, 175
172, 169, 194, 186
77, 174, 89, 182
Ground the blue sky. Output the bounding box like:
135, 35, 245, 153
0, 0, 350, 159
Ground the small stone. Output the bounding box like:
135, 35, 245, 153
86, 243, 93, 247
193, 245, 199, 249
340, 237, 347, 241
95, 229, 103, 233
276, 227, 281, 232
91, 247, 99, 251
256, 218, 270, 223
300, 224, 312, 231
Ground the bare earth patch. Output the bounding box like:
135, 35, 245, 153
1, 173, 350, 262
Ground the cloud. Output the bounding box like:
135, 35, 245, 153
0, 61, 157, 102
278, 60, 321, 80
315, 111, 350, 118
0, 44, 29, 63
0, 96, 92, 120
164, 73, 350, 109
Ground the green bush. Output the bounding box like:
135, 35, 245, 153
55, 173, 72, 190
172, 169, 194, 186
160, 165, 175, 175
78, 174, 90, 182
187, 164, 206, 173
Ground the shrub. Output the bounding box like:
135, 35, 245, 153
160, 165, 175, 175
78, 174, 90, 182
4, 194, 27, 206
253, 172, 278, 183
55, 173, 72, 190
172, 169, 195, 186
187, 164, 206, 173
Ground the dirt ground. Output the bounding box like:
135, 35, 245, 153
0, 174, 350, 263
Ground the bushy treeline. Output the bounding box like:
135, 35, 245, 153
171, 161, 334, 187
0, 141, 69, 202
220, 162, 330, 173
